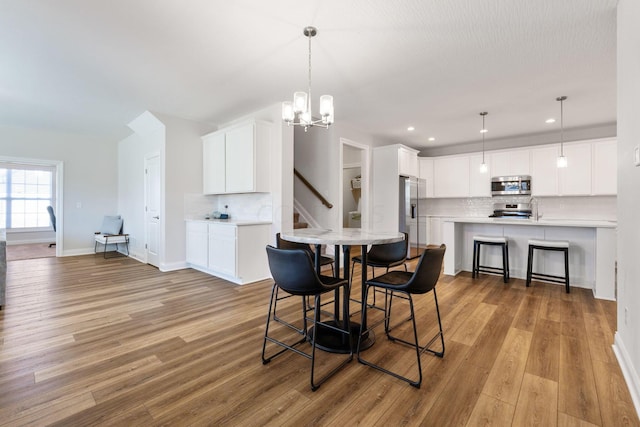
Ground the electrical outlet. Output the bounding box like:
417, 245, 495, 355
634, 146, 640, 166
625, 307, 629, 325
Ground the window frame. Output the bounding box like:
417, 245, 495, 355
0, 163, 56, 232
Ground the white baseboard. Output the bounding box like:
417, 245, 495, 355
62, 248, 95, 257
160, 261, 189, 272
613, 332, 640, 417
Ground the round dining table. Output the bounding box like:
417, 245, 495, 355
280, 228, 405, 353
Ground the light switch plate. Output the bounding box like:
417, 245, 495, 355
635, 146, 640, 166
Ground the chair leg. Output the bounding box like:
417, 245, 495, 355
262, 285, 307, 365
310, 291, 353, 391
472, 241, 478, 278
526, 245, 533, 287
272, 287, 307, 335
505, 243, 510, 281
564, 248, 570, 293
502, 243, 508, 283
358, 287, 444, 389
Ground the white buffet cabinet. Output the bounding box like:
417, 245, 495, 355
442, 217, 617, 300
186, 219, 271, 285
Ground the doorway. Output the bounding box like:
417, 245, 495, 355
0, 156, 63, 259
144, 153, 161, 267
340, 138, 369, 231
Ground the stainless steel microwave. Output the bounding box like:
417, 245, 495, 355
491, 175, 531, 196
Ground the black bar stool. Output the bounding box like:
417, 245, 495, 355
472, 235, 509, 283
526, 239, 570, 293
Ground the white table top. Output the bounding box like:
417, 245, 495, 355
281, 228, 404, 246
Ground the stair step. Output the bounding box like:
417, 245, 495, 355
293, 212, 300, 223
294, 222, 308, 229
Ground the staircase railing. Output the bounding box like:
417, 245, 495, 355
294, 169, 333, 209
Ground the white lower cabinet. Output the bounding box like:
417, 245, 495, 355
186, 222, 209, 268
186, 221, 271, 284
208, 224, 237, 277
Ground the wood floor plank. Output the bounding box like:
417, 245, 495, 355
525, 318, 561, 382
450, 302, 497, 346
559, 333, 602, 425
557, 412, 600, 427
465, 393, 516, 427
512, 372, 558, 427
482, 327, 533, 405
592, 358, 640, 427
0, 254, 637, 426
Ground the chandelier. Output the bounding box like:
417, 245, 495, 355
282, 26, 334, 131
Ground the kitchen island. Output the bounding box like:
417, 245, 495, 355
442, 217, 616, 300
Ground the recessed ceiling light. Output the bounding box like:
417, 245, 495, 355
480, 129, 488, 134
407, 126, 415, 131
545, 118, 556, 124
428, 137, 435, 141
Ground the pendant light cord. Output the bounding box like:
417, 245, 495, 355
307, 31, 312, 115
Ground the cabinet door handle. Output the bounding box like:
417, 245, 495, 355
153, 216, 160, 219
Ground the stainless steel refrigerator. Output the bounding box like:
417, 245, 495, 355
399, 176, 426, 259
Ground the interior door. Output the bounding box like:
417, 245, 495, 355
145, 153, 161, 267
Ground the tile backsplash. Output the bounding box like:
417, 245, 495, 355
420, 196, 616, 221
184, 193, 273, 221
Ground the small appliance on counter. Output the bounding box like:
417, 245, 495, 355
488, 203, 532, 219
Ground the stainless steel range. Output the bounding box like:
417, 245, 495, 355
488, 203, 532, 219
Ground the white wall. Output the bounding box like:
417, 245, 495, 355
294, 121, 380, 230
117, 125, 164, 261
118, 111, 214, 270
615, 0, 640, 412
0, 124, 117, 254
156, 113, 213, 270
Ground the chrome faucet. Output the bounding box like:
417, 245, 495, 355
529, 197, 539, 221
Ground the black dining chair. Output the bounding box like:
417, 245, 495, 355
276, 233, 334, 274
46, 206, 56, 247
272, 233, 335, 333
357, 244, 446, 388
262, 245, 352, 391
350, 232, 408, 308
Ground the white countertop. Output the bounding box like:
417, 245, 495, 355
444, 217, 616, 228
186, 218, 272, 226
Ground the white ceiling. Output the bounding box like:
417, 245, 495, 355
0, 0, 617, 149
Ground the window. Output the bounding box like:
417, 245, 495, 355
0, 164, 55, 230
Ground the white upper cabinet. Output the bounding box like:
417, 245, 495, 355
202, 120, 271, 195
559, 142, 592, 195
418, 157, 434, 198
530, 145, 559, 196
490, 149, 531, 177
468, 154, 491, 197
399, 146, 419, 177
592, 139, 617, 195
434, 156, 470, 198
202, 132, 226, 194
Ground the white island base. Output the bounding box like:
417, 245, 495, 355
442, 218, 616, 300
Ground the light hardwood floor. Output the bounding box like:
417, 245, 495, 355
0, 254, 637, 426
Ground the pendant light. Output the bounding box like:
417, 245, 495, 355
479, 112, 488, 173
282, 26, 334, 131
556, 96, 568, 168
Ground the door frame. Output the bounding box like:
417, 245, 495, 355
0, 156, 63, 255
339, 138, 370, 231
144, 151, 161, 267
